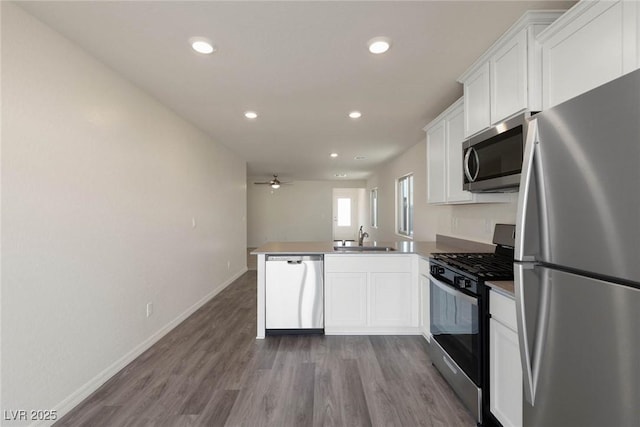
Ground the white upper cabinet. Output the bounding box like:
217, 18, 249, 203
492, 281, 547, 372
445, 104, 470, 203
458, 11, 564, 138
538, 0, 640, 109
463, 62, 491, 137
491, 29, 528, 122
424, 98, 509, 205
426, 120, 447, 204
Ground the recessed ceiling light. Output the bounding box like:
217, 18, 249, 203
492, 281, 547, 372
189, 37, 216, 54
368, 37, 391, 54
354, 155, 367, 160
244, 111, 258, 119
349, 111, 362, 119
330, 153, 338, 158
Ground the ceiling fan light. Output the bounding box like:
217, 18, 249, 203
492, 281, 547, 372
271, 183, 280, 189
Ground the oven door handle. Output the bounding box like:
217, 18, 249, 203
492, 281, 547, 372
430, 275, 478, 306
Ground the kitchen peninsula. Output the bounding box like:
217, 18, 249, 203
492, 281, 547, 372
252, 237, 502, 339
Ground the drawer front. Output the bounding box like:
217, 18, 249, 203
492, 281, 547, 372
324, 255, 412, 273
490, 289, 517, 331
430, 339, 481, 422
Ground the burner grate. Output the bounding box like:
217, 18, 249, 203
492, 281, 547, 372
433, 253, 514, 279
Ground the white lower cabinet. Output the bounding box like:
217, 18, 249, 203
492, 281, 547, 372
419, 257, 431, 341
489, 290, 522, 427
324, 254, 418, 334
370, 272, 413, 327
325, 272, 367, 327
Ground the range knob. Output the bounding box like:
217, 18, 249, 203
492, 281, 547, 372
430, 265, 445, 276
455, 276, 472, 288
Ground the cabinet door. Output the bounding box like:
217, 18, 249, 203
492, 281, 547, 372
464, 62, 491, 137
325, 272, 367, 327
426, 120, 446, 204
419, 273, 430, 340
490, 318, 523, 427
542, 1, 629, 108
369, 272, 413, 327
491, 29, 527, 123
445, 105, 473, 203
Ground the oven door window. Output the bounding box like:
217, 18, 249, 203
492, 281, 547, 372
430, 277, 480, 385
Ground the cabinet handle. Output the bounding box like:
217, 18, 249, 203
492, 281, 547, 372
442, 354, 458, 375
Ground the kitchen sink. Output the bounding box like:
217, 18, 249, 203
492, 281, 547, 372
333, 246, 396, 252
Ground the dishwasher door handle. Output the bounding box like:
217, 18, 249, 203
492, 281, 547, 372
287, 260, 302, 264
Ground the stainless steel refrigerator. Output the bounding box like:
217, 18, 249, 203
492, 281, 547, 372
514, 69, 640, 427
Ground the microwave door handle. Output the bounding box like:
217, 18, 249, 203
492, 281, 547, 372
463, 147, 479, 182
471, 148, 479, 181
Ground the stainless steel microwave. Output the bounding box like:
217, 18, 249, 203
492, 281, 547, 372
462, 112, 536, 192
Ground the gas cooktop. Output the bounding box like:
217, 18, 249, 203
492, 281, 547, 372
431, 252, 514, 280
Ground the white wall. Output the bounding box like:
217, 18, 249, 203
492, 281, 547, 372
367, 140, 437, 242
367, 138, 518, 244
438, 198, 518, 243
247, 178, 366, 247
1, 3, 247, 423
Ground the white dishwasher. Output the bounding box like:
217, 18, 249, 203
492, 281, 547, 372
265, 255, 324, 334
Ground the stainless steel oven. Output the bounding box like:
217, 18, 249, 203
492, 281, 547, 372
430, 277, 481, 384
429, 224, 516, 425
429, 273, 483, 422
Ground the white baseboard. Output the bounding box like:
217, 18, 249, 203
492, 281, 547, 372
35, 267, 248, 427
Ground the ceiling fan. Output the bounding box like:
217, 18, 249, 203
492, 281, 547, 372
253, 174, 292, 189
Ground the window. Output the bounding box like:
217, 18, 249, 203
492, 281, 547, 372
397, 174, 413, 237
337, 197, 351, 226
370, 188, 378, 228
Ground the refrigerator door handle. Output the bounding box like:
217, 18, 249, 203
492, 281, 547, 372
514, 119, 551, 261
515, 263, 551, 405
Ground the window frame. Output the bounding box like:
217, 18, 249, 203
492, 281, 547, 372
396, 174, 414, 238
370, 188, 378, 229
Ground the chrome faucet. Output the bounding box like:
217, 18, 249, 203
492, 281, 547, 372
358, 226, 369, 246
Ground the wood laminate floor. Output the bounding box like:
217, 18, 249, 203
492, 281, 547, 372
55, 271, 474, 427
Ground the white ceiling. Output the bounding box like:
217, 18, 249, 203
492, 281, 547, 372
17, 0, 575, 181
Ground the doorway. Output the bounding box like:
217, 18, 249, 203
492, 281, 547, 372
332, 188, 366, 241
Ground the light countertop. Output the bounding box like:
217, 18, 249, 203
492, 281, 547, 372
251, 240, 484, 259
252, 239, 515, 297
486, 280, 515, 298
